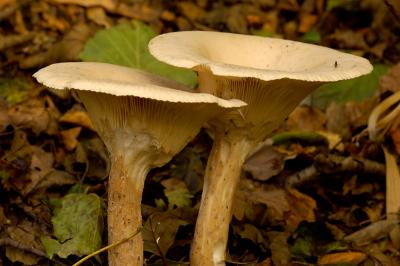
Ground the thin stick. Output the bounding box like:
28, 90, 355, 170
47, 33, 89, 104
72, 227, 142, 266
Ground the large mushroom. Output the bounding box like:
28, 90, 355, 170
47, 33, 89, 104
149, 31, 373, 265
33, 62, 246, 266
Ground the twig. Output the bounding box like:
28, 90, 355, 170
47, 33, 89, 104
72, 226, 142, 266
285, 154, 385, 187
0, 33, 35, 50
0, 237, 68, 266
384, 0, 400, 24
344, 219, 397, 245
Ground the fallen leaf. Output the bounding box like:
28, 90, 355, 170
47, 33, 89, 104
161, 178, 193, 209
59, 105, 95, 131
244, 143, 285, 181
22, 146, 54, 195
247, 186, 316, 229
287, 106, 326, 132
267, 231, 290, 266
234, 223, 267, 246
20, 23, 97, 69
42, 12, 70, 31
80, 20, 197, 87
318, 251, 367, 265
60, 127, 82, 151
86, 6, 113, 28
312, 64, 389, 109
41, 193, 104, 258
178, 2, 205, 22
33, 170, 77, 193
5, 247, 40, 265
344, 219, 397, 245
52, 0, 117, 10
299, 14, 318, 33
379, 63, 400, 94
143, 211, 189, 257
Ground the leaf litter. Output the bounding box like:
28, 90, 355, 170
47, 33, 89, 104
0, 0, 400, 265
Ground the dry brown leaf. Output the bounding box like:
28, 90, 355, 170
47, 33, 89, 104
318, 251, 367, 265
0, 101, 10, 132
51, 0, 117, 10
287, 106, 326, 132
178, 2, 205, 22
227, 5, 248, 34
286, 188, 317, 226
42, 12, 70, 31
244, 142, 285, 181
5, 247, 40, 265
60, 127, 82, 151
23, 146, 54, 195
379, 63, 400, 94
0, 33, 35, 50
19, 23, 96, 69
249, 187, 316, 228
33, 170, 76, 192
59, 105, 95, 131
299, 14, 318, 33
0, 0, 14, 8
8, 98, 50, 134
86, 6, 112, 28
267, 231, 290, 266
327, 30, 368, 50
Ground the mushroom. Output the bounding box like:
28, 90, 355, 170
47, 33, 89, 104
149, 31, 373, 265
33, 62, 246, 266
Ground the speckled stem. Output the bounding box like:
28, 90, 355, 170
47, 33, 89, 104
108, 152, 150, 266
191, 132, 253, 266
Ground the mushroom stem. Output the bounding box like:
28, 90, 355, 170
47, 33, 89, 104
191, 131, 253, 266
106, 134, 156, 266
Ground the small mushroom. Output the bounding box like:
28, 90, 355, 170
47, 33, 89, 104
149, 31, 373, 266
33, 62, 246, 266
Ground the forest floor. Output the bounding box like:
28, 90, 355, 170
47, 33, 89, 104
1, 0, 400, 265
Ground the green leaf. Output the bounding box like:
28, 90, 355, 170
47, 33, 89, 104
80, 21, 197, 88
0, 78, 32, 104
41, 193, 104, 258
291, 238, 313, 257
300, 30, 321, 44
311, 64, 389, 109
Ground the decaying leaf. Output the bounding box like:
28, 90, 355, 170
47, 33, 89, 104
235, 180, 316, 229
267, 231, 290, 266
59, 105, 95, 131
60, 127, 82, 151
244, 143, 285, 181
143, 211, 189, 257
8, 97, 56, 134
41, 193, 104, 258
19, 23, 97, 69
161, 178, 193, 209
318, 251, 367, 265
287, 105, 326, 132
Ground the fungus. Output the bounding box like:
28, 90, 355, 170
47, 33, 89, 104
33, 62, 246, 266
149, 31, 373, 266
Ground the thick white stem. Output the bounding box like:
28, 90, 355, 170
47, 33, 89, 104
191, 132, 253, 266
107, 134, 155, 266
108, 154, 148, 266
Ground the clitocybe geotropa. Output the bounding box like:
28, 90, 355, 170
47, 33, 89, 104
149, 31, 373, 266
33, 62, 246, 266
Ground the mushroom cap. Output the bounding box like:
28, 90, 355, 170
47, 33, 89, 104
33, 62, 245, 108
149, 31, 373, 82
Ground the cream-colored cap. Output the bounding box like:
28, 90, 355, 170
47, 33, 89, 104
149, 31, 373, 82
33, 62, 245, 108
